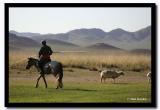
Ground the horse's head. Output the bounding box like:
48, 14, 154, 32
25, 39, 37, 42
26, 57, 38, 69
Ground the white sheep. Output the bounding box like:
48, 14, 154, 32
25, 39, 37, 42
100, 70, 124, 83
147, 72, 151, 83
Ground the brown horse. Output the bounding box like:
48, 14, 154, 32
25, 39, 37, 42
26, 57, 63, 89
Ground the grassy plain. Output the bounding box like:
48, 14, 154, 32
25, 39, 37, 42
9, 50, 151, 103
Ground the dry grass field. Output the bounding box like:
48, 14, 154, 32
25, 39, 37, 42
9, 50, 151, 72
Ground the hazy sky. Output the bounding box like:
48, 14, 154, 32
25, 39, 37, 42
9, 7, 151, 34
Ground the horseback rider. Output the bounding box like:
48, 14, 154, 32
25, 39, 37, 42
39, 40, 53, 74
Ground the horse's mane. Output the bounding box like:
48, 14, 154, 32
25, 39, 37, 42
28, 57, 39, 61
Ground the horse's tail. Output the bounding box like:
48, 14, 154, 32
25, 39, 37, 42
60, 63, 63, 79
59, 63, 63, 88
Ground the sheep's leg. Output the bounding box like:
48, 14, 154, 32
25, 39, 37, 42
42, 75, 48, 88
149, 78, 151, 83
148, 78, 150, 83
100, 77, 103, 83
36, 75, 42, 88
113, 78, 115, 84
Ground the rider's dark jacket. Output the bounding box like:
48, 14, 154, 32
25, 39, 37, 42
39, 45, 53, 63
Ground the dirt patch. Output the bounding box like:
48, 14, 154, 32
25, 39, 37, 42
9, 68, 149, 85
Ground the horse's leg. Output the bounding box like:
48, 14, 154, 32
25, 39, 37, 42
59, 70, 63, 88
57, 78, 62, 88
56, 77, 59, 89
36, 75, 42, 88
56, 74, 63, 89
59, 74, 63, 88
55, 74, 61, 89
42, 75, 48, 88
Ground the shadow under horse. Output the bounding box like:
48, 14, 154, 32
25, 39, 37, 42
26, 57, 63, 89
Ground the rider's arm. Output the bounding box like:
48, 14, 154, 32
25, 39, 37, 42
49, 47, 53, 55
50, 48, 53, 55
39, 48, 42, 58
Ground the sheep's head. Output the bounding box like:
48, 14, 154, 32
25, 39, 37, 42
117, 71, 124, 76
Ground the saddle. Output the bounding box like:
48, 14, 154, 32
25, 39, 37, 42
44, 63, 53, 74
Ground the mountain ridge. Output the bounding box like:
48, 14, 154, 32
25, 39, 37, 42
9, 25, 151, 50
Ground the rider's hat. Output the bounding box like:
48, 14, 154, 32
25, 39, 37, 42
42, 40, 46, 45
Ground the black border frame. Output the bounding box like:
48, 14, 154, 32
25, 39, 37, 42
5, 3, 157, 108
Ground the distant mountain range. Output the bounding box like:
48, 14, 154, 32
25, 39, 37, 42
10, 30, 42, 37
9, 33, 81, 51
9, 25, 151, 51
130, 49, 151, 54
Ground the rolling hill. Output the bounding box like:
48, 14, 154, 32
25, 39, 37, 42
9, 33, 40, 50
9, 33, 80, 51
44, 39, 80, 50
86, 43, 122, 51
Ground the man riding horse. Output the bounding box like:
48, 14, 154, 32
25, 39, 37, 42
39, 40, 53, 74
26, 41, 63, 89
